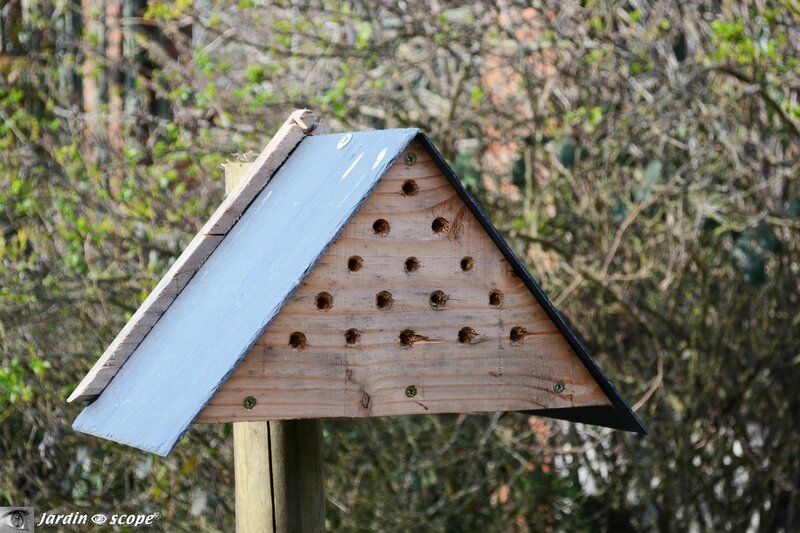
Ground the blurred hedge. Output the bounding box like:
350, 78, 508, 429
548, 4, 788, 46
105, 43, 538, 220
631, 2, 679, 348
1, 1, 798, 531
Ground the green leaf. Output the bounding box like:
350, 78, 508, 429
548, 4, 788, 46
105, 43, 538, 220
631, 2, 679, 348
732, 239, 766, 287
29, 357, 50, 377
753, 223, 781, 253
245, 65, 266, 84
469, 86, 483, 107
556, 137, 577, 167
786, 197, 800, 218
643, 159, 663, 184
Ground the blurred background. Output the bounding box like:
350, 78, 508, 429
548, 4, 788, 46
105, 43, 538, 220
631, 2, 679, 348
1, 1, 798, 531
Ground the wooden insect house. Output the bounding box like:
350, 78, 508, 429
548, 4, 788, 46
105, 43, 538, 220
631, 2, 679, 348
70, 111, 645, 457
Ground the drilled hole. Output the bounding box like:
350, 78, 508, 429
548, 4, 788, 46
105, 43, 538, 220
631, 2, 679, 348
489, 290, 504, 307
289, 332, 307, 349
460, 256, 474, 272
429, 290, 448, 309
315, 291, 333, 310
431, 217, 449, 235
404, 257, 419, 273
376, 291, 393, 310
345, 328, 361, 345
510, 326, 527, 344
402, 180, 419, 196
373, 218, 390, 236
347, 256, 363, 272
399, 329, 416, 346
458, 327, 477, 344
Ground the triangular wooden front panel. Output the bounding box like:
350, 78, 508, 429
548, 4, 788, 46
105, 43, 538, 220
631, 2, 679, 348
197, 141, 612, 423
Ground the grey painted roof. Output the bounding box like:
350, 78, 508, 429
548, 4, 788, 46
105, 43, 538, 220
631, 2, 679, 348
72, 128, 420, 455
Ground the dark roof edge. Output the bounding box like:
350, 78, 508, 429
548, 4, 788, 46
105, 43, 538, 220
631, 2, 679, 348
416, 133, 647, 435
524, 405, 645, 433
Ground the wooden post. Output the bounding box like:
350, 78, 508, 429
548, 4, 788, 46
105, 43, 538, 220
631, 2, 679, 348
233, 421, 275, 532
269, 420, 325, 532
226, 159, 326, 533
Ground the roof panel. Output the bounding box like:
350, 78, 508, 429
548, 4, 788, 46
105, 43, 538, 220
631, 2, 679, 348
73, 128, 419, 455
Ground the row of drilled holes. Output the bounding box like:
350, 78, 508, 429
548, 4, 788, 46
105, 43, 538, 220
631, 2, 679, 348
287, 326, 528, 349
313, 289, 503, 311
372, 217, 448, 237
347, 255, 475, 273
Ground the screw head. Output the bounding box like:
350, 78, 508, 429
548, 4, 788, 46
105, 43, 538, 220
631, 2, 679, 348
337, 133, 352, 149
404, 152, 417, 165
553, 381, 566, 394
243, 396, 257, 409
404, 385, 417, 398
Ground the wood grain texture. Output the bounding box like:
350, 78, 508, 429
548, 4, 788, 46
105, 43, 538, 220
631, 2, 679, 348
234, 422, 275, 533
68, 109, 318, 403
72, 128, 419, 455
269, 419, 325, 533
198, 141, 611, 423
235, 420, 325, 533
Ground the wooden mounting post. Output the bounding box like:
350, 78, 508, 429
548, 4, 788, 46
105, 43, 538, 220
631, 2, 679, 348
233, 421, 274, 531
227, 150, 325, 533
268, 419, 325, 532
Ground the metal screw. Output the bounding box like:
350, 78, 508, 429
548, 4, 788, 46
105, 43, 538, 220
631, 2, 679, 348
553, 381, 566, 394
243, 396, 257, 409
404, 385, 417, 398
337, 133, 352, 149
404, 152, 417, 166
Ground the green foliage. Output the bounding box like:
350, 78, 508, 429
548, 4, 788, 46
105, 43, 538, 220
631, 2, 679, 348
710, 19, 778, 66
730, 223, 782, 287
0, 358, 33, 407
454, 153, 482, 189
555, 137, 578, 168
